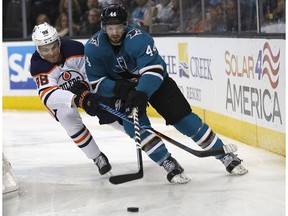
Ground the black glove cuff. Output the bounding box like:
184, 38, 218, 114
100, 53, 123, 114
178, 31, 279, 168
113, 79, 137, 100
70, 81, 90, 95
125, 90, 148, 117
74, 90, 90, 108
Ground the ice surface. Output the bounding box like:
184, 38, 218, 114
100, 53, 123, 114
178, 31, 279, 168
2, 111, 286, 216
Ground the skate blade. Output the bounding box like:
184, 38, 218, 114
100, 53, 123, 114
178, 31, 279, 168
231, 164, 248, 175
105, 171, 113, 177
171, 173, 191, 184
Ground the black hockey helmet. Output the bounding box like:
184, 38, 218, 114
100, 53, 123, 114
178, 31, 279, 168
101, 4, 128, 26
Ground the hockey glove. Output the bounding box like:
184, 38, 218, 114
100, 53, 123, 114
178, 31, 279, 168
124, 90, 148, 118
73, 91, 103, 116
70, 80, 90, 94
113, 79, 137, 100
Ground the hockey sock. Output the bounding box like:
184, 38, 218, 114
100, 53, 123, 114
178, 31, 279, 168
123, 116, 170, 164
141, 133, 170, 165
70, 125, 101, 159
173, 113, 225, 158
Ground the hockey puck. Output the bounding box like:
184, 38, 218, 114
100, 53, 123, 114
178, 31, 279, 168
127, 207, 139, 212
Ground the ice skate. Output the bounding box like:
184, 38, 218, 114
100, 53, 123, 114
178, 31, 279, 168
162, 156, 191, 184
220, 153, 248, 175
93, 152, 112, 176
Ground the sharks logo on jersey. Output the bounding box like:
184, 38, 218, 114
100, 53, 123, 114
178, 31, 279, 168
126, 29, 142, 39
89, 34, 100, 46
58, 70, 84, 90
114, 56, 139, 79
115, 56, 128, 71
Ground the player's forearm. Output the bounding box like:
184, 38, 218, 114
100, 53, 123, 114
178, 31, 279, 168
95, 78, 117, 97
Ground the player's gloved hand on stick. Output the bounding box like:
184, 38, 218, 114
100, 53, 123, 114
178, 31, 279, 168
71, 81, 102, 116
124, 90, 148, 118
73, 91, 103, 116
113, 79, 137, 100
70, 80, 90, 94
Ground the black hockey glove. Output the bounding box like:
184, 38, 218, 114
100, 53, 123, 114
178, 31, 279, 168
73, 90, 103, 116
70, 80, 90, 94
124, 90, 148, 118
113, 79, 137, 100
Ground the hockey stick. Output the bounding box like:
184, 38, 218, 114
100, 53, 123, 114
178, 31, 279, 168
109, 108, 144, 184
99, 103, 237, 157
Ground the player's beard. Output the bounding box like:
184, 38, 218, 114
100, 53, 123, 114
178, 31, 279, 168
109, 35, 122, 45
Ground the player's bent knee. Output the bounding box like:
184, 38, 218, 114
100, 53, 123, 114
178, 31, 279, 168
149, 77, 191, 125
142, 135, 170, 165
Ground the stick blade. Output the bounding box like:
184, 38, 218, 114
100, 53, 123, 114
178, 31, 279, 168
109, 171, 143, 185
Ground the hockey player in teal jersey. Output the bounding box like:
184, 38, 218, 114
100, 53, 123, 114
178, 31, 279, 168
72, 4, 248, 183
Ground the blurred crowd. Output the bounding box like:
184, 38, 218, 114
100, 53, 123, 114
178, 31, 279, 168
3, 0, 286, 39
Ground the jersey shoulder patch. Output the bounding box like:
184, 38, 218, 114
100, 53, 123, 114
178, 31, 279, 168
126, 28, 142, 39
88, 33, 100, 47
85, 32, 110, 59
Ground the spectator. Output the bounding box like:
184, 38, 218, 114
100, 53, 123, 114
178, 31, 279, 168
226, 0, 238, 32
153, 0, 174, 24
29, 0, 59, 27
215, 3, 226, 31
101, 0, 118, 7
80, 8, 101, 35
117, 0, 135, 17
240, 0, 257, 32
35, 13, 51, 25
59, 0, 82, 24
272, 0, 285, 23
186, 0, 203, 33
3, 0, 24, 38
55, 12, 80, 37
27, 13, 51, 38
130, 0, 156, 31
205, 2, 226, 32
170, 0, 191, 32
80, 0, 101, 23
55, 12, 70, 37
261, 0, 285, 33
78, 0, 89, 14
